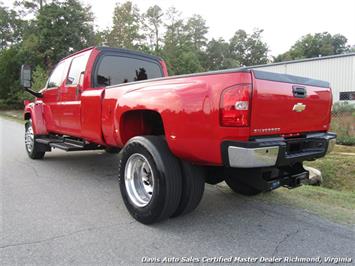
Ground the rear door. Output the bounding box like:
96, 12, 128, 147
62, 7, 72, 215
249, 70, 332, 136
59, 50, 91, 136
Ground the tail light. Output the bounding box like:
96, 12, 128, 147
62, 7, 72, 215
220, 84, 251, 127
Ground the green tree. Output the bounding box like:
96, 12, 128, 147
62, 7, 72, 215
229, 29, 269, 66
184, 14, 208, 50
34, 0, 95, 68
142, 5, 163, 52
107, 1, 142, 49
161, 8, 205, 75
0, 47, 22, 108
204, 38, 238, 70
0, 4, 24, 50
275, 32, 350, 62
14, 0, 49, 14
163, 7, 187, 48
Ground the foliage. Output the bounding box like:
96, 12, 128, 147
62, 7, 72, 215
331, 109, 355, 146
204, 38, 238, 71
0, 0, 96, 108
32, 65, 48, 92
142, 5, 163, 52
185, 15, 208, 50
335, 135, 355, 146
332, 101, 355, 114
35, 0, 95, 68
0, 47, 23, 108
0, 4, 24, 49
305, 145, 355, 192
229, 29, 269, 66
275, 32, 350, 62
161, 7, 205, 75
106, 1, 142, 49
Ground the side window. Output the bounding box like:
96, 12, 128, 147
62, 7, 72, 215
95, 55, 163, 87
66, 51, 90, 85
47, 59, 70, 88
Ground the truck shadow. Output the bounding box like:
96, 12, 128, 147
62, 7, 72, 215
40, 150, 294, 227
42, 150, 119, 181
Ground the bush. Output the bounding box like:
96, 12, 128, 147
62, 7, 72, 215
336, 135, 355, 146
32, 65, 48, 92
331, 102, 355, 146
332, 101, 355, 114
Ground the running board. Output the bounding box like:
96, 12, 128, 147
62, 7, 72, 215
35, 136, 103, 152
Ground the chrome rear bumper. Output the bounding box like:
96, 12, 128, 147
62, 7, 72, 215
222, 132, 336, 168
228, 146, 279, 168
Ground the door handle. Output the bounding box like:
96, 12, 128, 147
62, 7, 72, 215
292, 85, 307, 98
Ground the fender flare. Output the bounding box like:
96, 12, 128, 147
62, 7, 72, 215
24, 103, 48, 135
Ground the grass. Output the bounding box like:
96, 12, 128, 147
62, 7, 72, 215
0, 109, 24, 122
255, 186, 355, 225
256, 145, 355, 225
305, 145, 355, 192
331, 112, 355, 146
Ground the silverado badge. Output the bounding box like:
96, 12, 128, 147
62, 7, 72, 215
292, 103, 306, 112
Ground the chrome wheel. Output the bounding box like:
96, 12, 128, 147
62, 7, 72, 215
25, 120, 34, 153
124, 153, 154, 207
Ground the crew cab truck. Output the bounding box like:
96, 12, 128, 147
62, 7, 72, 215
21, 47, 336, 224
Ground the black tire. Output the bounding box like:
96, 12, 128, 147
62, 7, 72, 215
171, 162, 205, 217
25, 120, 45, 159
118, 136, 182, 224
204, 166, 224, 185
224, 176, 262, 196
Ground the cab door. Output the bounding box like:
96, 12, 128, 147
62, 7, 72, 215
59, 51, 90, 136
42, 60, 70, 133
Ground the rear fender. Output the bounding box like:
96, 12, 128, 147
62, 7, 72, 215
113, 81, 211, 162
24, 102, 48, 135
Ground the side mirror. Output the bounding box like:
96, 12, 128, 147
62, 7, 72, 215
21, 64, 32, 89
20, 64, 43, 98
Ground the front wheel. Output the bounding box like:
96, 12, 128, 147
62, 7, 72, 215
118, 136, 182, 224
25, 119, 45, 159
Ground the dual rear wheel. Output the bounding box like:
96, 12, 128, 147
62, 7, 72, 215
118, 136, 205, 224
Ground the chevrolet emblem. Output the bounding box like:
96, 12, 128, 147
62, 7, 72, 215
293, 103, 306, 112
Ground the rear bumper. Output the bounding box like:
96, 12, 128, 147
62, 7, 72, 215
222, 132, 336, 168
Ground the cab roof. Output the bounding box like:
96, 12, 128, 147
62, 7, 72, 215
61, 46, 163, 62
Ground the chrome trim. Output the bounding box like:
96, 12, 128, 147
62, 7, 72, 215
25, 119, 34, 153
124, 153, 154, 207
228, 146, 279, 168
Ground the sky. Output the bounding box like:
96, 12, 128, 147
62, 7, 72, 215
3, 0, 355, 56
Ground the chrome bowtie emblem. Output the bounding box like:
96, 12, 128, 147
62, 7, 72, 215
293, 103, 306, 112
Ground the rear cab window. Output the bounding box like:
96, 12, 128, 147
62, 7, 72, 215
93, 52, 163, 87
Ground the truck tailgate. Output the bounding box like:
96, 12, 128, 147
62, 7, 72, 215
250, 70, 332, 136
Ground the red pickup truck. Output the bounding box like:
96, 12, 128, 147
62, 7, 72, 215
21, 47, 336, 224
